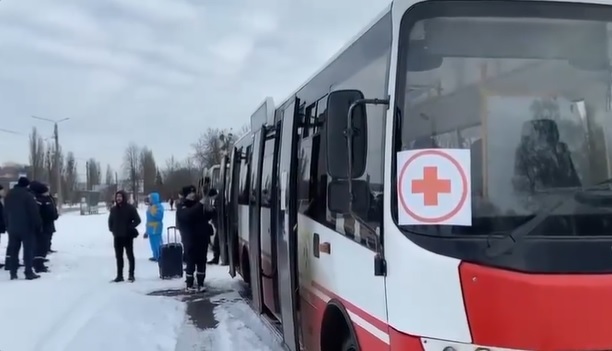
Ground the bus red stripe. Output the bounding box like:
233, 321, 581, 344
311, 281, 388, 333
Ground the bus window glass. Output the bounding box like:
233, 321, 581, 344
327, 48, 390, 246
397, 9, 612, 236
261, 138, 275, 207
238, 146, 251, 205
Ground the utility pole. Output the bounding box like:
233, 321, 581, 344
31, 116, 69, 214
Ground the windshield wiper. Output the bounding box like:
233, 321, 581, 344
485, 200, 563, 257
487, 180, 612, 257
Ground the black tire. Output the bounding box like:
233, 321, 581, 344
341, 335, 358, 351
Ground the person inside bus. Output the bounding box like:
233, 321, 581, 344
411, 135, 438, 149
514, 119, 581, 192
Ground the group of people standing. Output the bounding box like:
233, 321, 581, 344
0, 177, 58, 280
107, 178, 219, 291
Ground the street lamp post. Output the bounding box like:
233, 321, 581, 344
31, 116, 69, 213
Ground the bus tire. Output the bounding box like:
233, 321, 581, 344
340, 336, 358, 351
320, 301, 360, 351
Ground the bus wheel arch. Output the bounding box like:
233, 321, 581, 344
320, 299, 360, 351
240, 245, 251, 285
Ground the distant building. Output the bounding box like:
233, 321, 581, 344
0, 163, 30, 189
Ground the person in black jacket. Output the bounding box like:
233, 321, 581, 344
47, 192, 58, 254
108, 190, 141, 282
208, 186, 221, 265
175, 193, 187, 263
29, 181, 58, 273
3, 177, 42, 280
0, 185, 5, 269
177, 185, 215, 291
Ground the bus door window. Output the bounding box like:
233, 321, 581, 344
238, 146, 252, 206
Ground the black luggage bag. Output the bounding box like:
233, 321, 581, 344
159, 226, 183, 279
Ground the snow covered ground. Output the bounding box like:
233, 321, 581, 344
0, 204, 285, 351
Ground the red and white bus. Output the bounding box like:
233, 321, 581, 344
219, 0, 612, 350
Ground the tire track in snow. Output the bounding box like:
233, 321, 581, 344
32, 284, 120, 351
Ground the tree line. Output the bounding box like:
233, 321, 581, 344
28, 125, 248, 205
119, 125, 248, 204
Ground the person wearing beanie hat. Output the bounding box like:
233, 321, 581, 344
176, 184, 215, 292
29, 181, 58, 273
16, 176, 30, 188
3, 176, 42, 280
175, 192, 186, 263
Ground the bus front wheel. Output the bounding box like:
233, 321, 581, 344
340, 336, 358, 351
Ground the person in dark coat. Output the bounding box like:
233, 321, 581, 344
3, 177, 42, 280
175, 193, 187, 263
108, 190, 141, 282
29, 181, 58, 273
208, 186, 221, 265
177, 185, 215, 291
47, 191, 58, 254
0, 185, 6, 269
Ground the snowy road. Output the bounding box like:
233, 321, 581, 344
0, 205, 285, 351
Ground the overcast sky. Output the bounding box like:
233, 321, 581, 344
0, 0, 389, 176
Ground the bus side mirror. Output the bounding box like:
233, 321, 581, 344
327, 180, 370, 219
325, 89, 368, 179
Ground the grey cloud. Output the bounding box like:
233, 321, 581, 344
0, 0, 390, 173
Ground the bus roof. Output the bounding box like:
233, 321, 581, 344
233, 129, 253, 147
277, 3, 392, 108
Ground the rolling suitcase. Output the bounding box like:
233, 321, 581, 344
159, 226, 183, 279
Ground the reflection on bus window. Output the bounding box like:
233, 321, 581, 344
397, 15, 612, 236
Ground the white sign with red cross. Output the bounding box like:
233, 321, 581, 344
397, 148, 472, 226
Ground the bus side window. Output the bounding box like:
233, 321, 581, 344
297, 137, 314, 214
260, 138, 275, 208
238, 146, 251, 205
321, 43, 390, 249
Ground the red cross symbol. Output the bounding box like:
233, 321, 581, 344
411, 166, 451, 206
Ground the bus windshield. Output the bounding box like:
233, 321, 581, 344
396, 2, 612, 237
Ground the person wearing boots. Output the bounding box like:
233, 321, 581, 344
175, 193, 187, 263
177, 185, 215, 292
144, 192, 164, 262
108, 190, 141, 282
29, 181, 58, 273
208, 186, 221, 265
3, 177, 42, 280
47, 191, 58, 254
0, 185, 5, 269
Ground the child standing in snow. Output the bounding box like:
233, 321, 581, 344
144, 192, 164, 262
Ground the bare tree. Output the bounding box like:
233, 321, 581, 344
192, 128, 223, 169
43, 141, 53, 183
164, 156, 179, 178
45, 143, 63, 195
29, 127, 46, 180
86, 158, 101, 189
123, 143, 141, 204
160, 156, 199, 199
105, 164, 114, 185
64, 152, 78, 204
139, 147, 157, 194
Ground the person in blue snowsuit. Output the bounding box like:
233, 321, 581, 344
144, 192, 164, 262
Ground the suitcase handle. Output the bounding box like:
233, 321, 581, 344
166, 226, 180, 243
